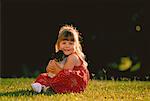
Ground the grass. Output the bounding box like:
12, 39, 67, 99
0, 78, 150, 101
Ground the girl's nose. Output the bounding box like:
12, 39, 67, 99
65, 43, 69, 48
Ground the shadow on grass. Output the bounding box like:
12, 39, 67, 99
0, 89, 55, 97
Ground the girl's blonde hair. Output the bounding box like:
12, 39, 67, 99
55, 24, 88, 66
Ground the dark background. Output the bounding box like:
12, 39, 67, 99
1, 0, 150, 79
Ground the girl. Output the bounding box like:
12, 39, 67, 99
31, 24, 90, 93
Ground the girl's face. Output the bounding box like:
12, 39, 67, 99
59, 40, 75, 56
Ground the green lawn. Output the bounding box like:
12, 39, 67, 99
0, 78, 150, 101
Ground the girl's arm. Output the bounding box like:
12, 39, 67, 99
62, 54, 80, 70
46, 54, 80, 74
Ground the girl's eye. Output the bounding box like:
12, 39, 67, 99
69, 42, 74, 45
62, 42, 66, 44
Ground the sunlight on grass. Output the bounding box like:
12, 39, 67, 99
0, 78, 150, 101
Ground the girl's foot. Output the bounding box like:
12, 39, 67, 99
31, 83, 42, 93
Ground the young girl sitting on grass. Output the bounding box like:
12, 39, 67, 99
31, 24, 90, 93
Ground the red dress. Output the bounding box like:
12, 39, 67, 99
34, 57, 90, 93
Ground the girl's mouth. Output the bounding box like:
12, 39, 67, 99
64, 49, 70, 52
